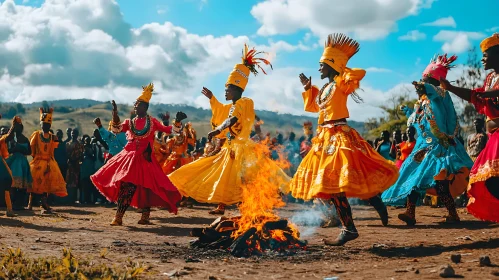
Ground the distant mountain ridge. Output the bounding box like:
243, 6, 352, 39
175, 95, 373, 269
0, 99, 365, 137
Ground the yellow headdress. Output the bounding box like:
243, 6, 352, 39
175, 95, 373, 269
226, 44, 273, 91
39, 107, 54, 124
320, 33, 360, 75
480, 33, 499, 53
137, 83, 154, 103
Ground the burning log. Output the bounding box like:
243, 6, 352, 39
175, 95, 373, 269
229, 228, 257, 258
263, 219, 288, 231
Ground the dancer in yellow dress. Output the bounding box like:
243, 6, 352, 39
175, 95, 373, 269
290, 34, 399, 245
29, 108, 67, 214
169, 44, 290, 215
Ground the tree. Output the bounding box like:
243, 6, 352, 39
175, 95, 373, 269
364, 86, 417, 140
15, 103, 26, 114
455, 46, 486, 134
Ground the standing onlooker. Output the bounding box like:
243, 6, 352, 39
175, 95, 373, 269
80, 135, 96, 204
66, 128, 84, 203
467, 117, 488, 162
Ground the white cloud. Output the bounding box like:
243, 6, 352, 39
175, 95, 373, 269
365, 67, 392, 73
398, 30, 426, 41
486, 26, 499, 32
157, 9, 166, 15
250, 0, 434, 41
242, 67, 412, 122
0, 0, 311, 107
421, 16, 456, 28
433, 31, 486, 54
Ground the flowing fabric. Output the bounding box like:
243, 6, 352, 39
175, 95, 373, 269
382, 84, 473, 206
466, 73, 499, 222
0, 135, 13, 188
6, 143, 32, 189
168, 96, 290, 205
290, 77, 399, 200
90, 117, 181, 212
29, 131, 67, 196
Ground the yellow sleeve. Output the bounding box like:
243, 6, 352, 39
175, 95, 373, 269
302, 86, 320, 113
336, 67, 366, 95
209, 95, 229, 129
29, 131, 38, 157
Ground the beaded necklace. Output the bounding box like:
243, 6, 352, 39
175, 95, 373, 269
39, 132, 51, 143
316, 82, 335, 107
130, 115, 152, 140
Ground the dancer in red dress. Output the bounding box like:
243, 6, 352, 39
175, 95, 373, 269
441, 33, 499, 222
91, 83, 185, 225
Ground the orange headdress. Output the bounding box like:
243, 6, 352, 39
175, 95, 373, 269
226, 44, 273, 91
39, 107, 54, 124
422, 54, 457, 81
480, 33, 499, 53
320, 33, 360, 75
137, 83, 154, 103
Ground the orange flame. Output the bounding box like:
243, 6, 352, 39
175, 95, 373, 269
231, 140, 299, 244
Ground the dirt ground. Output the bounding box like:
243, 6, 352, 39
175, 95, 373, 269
1, 203, 499, 280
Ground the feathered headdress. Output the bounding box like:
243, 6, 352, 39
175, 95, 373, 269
226, 44, 273, 91
137, 83, 154, 103
39, 107, 54, 124
320, 33, 360, 75
422, 54, 457, 81
480, 33, 499, 53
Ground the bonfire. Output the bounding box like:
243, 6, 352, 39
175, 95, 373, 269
190, 142, 307, 257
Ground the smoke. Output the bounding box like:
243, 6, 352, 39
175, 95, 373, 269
286, 199, 338, 237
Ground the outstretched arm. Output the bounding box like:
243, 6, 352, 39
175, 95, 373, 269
440, 78, 472, 102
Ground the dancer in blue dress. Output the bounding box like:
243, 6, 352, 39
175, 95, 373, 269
382, 54, 473, 225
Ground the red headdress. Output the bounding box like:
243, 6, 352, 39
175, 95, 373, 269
422, 54, 457, 81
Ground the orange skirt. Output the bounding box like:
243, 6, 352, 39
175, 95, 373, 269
290, 124, 399, 200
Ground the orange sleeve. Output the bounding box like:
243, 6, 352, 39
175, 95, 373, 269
302, 86, 320, 113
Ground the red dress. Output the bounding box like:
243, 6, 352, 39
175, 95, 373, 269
90, 116, 181, 213
467, 72, 499, 222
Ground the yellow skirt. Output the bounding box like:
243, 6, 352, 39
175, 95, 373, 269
29, 159, 67, 197
168, 139, 290, 205
290, 125, 399, 200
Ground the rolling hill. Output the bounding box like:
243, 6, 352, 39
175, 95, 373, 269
0, 99, 365, 140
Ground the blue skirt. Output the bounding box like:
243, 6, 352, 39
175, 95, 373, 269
382, 138, 473, 206
6, 153, 32, 189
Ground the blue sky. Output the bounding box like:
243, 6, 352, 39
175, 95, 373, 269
1, 0, 498, 120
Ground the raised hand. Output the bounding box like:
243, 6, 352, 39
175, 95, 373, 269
201, 87, 213, 99
439, 78, 451, 90
175, 111, 187, 123
160, 112, 170, 122
207, 129, 221, 141
111, 100, 118, 112
93, 118, 102, 127
299, 73, 312, 91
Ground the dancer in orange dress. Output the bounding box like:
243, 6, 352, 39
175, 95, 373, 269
162, 122, 196, 175
395, 126, 416, 169
29, 108, 68, 214
0, 115, 17, 217
290, 34, 399, 245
